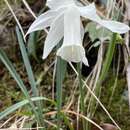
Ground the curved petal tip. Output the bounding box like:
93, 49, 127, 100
82, 56, 89, 66
101, 20, 130, 34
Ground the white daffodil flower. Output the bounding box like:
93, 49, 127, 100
26, 0, 130, 66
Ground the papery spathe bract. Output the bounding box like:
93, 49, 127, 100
26, 0, 130, 66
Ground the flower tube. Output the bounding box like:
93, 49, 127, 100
57, 6, 88, 66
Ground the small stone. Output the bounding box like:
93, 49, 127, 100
100, 123, 118, 130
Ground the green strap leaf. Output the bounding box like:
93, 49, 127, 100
0, 49, 41, 125
0, 97, 56, 120
16, 26, 38, 97
56, 56, 67, 130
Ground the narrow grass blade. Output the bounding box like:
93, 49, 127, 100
0, 49, 41, 125
99, 33, 117, 82
0, 49, 29, 97
0, 97, 55, 120
88, 33, 118, 127
16, 26, 44, 126
16, 26, 38, 97
27, 32, 38, 60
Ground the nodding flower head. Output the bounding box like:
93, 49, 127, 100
26, 0, 130, 66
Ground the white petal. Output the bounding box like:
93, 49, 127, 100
26, 10, 58, 35
47, 0, 74, 9
78, 3, 101, 23
42, 13, 64, 59
100, 20, 130, 34
79, 3, 130, 34
57, 6, 88, 65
